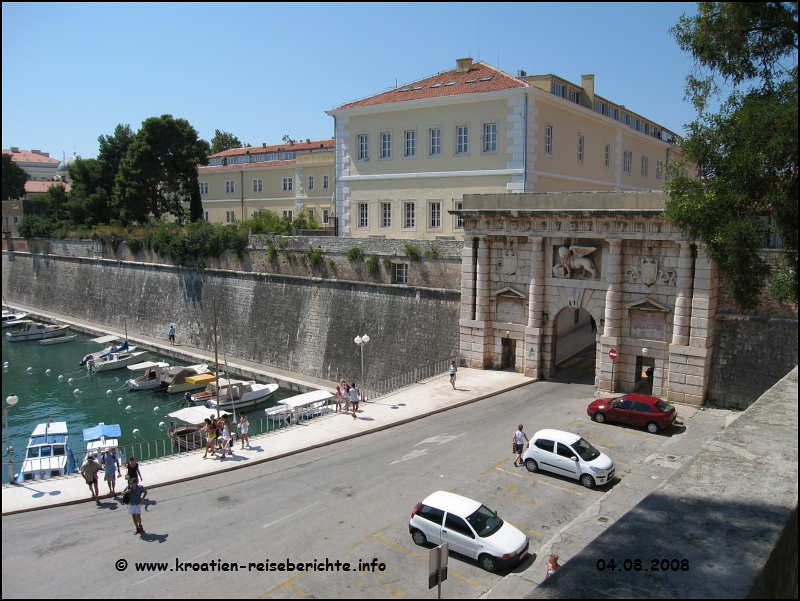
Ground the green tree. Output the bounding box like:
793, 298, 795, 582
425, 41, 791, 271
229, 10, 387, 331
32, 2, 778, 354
67, 158, 113, 225
210, 129, 246, 155
2, 153, 27, 200
17, 214, 54, 238
37, 184, 70, 221
97, 124, 134, 196
666, 2, 798, 310
112, 115, 209, 224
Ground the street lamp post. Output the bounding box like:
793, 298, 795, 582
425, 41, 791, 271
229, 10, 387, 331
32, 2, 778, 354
354, 334, 370, 400
4, 393, 19, 484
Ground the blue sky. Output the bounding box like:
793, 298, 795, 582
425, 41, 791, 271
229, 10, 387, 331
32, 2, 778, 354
2, 2, 701, 160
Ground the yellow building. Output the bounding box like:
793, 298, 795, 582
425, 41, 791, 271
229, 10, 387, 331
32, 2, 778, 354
199, 139, 335, 225
327, 59, 690, 240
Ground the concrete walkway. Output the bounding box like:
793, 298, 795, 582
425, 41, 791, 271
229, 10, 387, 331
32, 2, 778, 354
1, 306, 534, 514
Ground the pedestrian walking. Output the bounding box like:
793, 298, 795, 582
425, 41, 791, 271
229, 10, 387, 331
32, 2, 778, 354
80, 455, 102, 501
201, 419, 216, 459
100, 448, 121, 496
238, 412, 250, 449
168, 324, 176, 345
512, 424, 529, 467
546, 554, 561, 578
350, 382, 360, 419
449, 361, 457, 389
122, 478, 148, 535
125, 456, 143, 483
334, 385, 343, 413
219, 415, 233, 458
343, 381, 351, 413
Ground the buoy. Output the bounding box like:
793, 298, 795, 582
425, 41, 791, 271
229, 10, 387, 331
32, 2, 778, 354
125, 405, 133, 412
158, 421, 166, 430
45, 369, 52, 376
117, 397, 124, 404
26, 367, 33, 373
106, 390, 112, 396
58, 375, 64, 381
113, 377, 119, 383
3, 362, 8, 368
73, 389, 81, 394
153, 406, 160, 413
133, 428, 140, 437
68, 378, 74, 385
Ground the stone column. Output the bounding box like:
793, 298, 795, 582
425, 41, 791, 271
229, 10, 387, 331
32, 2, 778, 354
600, 239, 623, 392
475, 237, 491, 322
524, 236, 545, 378
671, 241, 694, 346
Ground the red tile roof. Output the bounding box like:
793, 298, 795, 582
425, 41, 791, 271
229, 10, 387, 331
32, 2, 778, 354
209, 138, 334, 159
24, 180, 70, 193
334, 62, 528, 110
3, 149, 59, 164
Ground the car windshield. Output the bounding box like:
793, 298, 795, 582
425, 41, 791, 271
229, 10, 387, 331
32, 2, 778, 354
571, 438, 600, 462
655, 399, 673, 413
466, 505, 504, 538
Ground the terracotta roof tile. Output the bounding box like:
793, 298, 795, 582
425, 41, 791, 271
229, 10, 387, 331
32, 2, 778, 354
3, 149, 60, 164
334, 62, 527, 110
24, 181, 70, 193
209, 138, 334, 159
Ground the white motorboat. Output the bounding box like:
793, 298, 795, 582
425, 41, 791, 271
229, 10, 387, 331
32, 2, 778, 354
126, 361, 171, 391
16, 420, 77, 483
40, 335, 78, 346
5, 320, 70, 342
166, 406, 213, 451
80, 423, 121, 469
274, 389, 334, 424
80, 335, 137, 366
193, 378, 279, 410
154, 364, 211, 394
87, 349, 147, 373
2, 310, 28, 328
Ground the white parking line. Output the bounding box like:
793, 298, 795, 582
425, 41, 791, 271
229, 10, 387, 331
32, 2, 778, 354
263, 502, 320, 528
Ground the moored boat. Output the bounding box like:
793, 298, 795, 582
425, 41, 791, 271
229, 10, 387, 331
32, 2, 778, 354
80, 423, 121, 468
87, 349, 147, 373
2, 311, 28, 328
6, 320, 70, 342
195, 379, 279, 410
166, 406, 214, 451
153, 364, 211, 394
40, 335, 78, 346
126, 361, 170, 391
16, 420, 77, 482
80, 335, 138, 366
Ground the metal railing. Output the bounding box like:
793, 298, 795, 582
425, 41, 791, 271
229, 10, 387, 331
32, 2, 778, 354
361, 356, 459, 401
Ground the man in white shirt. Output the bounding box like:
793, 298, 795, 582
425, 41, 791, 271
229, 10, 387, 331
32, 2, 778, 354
513, 424, 529, 467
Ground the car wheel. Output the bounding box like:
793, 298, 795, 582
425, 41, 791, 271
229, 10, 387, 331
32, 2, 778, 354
594, 412, 605, 424
525, 458, 539, 473
646, 422, 659, 434
411, 529, 427, 546
580, 474, 595, 489
479, 554, 498, 573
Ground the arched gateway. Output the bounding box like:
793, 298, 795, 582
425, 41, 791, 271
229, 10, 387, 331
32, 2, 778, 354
455, 191, 717, 405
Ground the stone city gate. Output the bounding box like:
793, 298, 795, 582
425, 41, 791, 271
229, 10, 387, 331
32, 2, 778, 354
456, 192, 718, 405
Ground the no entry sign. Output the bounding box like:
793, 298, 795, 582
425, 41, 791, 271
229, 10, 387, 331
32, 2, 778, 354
608, 348, 619, 361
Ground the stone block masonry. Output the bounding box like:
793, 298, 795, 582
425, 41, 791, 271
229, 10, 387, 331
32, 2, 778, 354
2, 252, 460, 386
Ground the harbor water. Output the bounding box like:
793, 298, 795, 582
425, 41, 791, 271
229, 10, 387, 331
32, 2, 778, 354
1, 328, 297, 484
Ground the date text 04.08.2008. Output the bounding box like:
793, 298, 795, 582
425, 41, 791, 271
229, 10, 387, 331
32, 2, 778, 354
596, 559, 689, 572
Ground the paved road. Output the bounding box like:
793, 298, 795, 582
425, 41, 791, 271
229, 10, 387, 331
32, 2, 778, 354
1, 354, 717, 599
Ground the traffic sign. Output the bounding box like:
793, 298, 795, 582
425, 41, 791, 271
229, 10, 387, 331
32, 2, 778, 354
608, 348, 618, 361
429, 543, 449, 596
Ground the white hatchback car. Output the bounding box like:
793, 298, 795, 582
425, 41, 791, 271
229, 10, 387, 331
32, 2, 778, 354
521, 429, 615, 489
409, 491, 529, 572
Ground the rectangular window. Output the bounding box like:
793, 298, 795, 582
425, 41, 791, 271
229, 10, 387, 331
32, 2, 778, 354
404, 130, 416, 157
640, 121, 648, 133
483, 123, 497, 152
623, 150, 632, 173
429, 128, 441, 156
641, 156, 649, 177
281, 152, 296, 160
225, 180, 235, 194
323, 175, 329, 189
282, 177, 293, 191
545, 125, 553, 156
595, 101, 605, 115
358, 201, 369, 228
429, 201, 441, 229
604, 144, 610, 169
552, 81, 565, 98
456, 126, 469, 154
199, 182, 208, 195
608, 107, 617, 120
252, 179, 263, 193
394, 263, 408, 285
282, 210, 293, 220
656, 160, 663, 180
569, 89, 580, 104
225, 210, 236, 223
307, 176, 314, 190
621, 113, 629, 126
381, 132, 391, 159
381, 202, 392, 228
203, 211, 209, 221
322, 209, 330, 225
453, 200, 464, 230
403, 201, 415, 229
631, 117, 639, 130
358, 134, 369, 160
578, 135, 584, 163
650, 125, 657, 136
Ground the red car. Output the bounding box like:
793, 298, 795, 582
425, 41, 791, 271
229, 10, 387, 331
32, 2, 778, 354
587, 394, 676, 433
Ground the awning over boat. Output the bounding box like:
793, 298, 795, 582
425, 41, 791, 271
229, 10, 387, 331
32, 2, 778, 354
90, 334, 119, 344
31, 421, 69, 437
186, 373, 216, 384
278, 389, 334, 410
167, 406, 218, 424
83, 424, 122, 441
127, 361, 169, 371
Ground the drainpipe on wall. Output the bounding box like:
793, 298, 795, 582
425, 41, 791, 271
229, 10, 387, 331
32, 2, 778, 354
523, 91, 529, 193
240, 168, 245, 222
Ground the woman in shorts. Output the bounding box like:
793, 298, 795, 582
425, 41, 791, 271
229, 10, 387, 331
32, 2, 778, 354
238, 412, 250, 449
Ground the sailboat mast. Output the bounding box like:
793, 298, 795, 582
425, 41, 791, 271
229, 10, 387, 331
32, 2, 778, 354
213, 299, 220, 420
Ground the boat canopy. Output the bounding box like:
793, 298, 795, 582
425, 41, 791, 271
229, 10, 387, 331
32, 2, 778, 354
83, 423, 122, 440
127, 361, 169, 371
31, 421, 69, 437
90, 334, 119, 344
278, 389, 333, 410
186, 373, 215, 384
167, 406, 220, 424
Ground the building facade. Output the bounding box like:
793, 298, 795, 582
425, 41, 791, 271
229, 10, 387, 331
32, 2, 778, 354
2, 148, 60, 182
328, 59, 691, 240
457, 191, 717, 406
198, 139, 335, 225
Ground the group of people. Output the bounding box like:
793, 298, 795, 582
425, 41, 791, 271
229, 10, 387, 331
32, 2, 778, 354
200, 412, 249, 458
80, 452, 147, 534
333, 380, 360, 419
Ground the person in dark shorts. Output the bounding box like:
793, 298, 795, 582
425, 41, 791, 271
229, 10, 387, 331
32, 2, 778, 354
80, 455, 102, 501
512, 425, 529, 467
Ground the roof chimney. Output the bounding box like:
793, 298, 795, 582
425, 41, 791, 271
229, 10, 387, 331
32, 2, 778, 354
10, 146, 19, 152
581, 74, 595, 106
306, 138, 310, 144
262, 142, 266, 147
455, 57, 473, 73
517, 70, 527, 77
